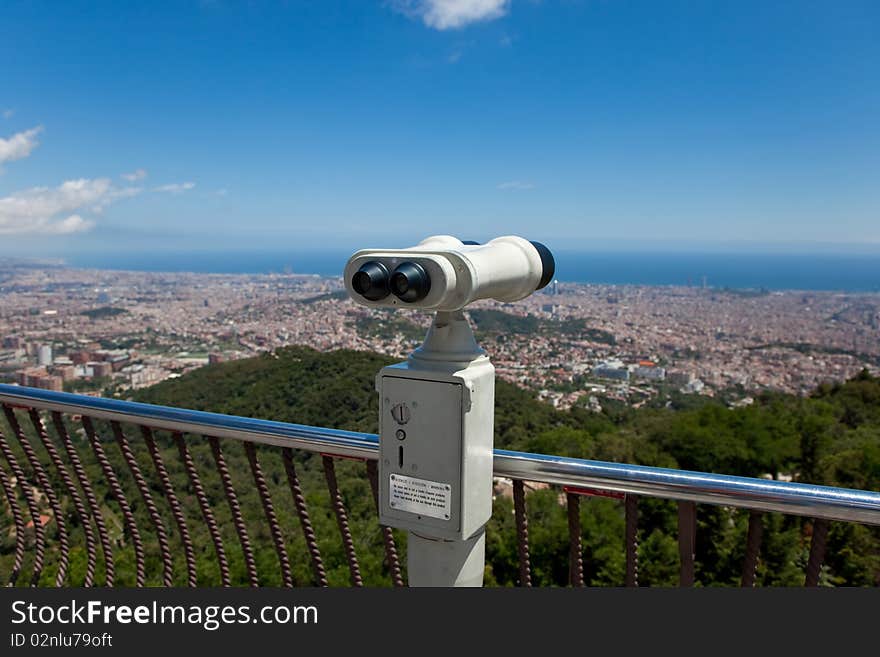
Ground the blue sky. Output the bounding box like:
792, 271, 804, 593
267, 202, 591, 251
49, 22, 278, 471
1, 0, 878, 257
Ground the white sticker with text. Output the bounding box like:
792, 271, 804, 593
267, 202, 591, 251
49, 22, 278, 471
389, 474, 452, 520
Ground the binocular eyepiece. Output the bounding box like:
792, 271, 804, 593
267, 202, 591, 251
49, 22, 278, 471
345, 236, 554, 311
353, 260, 432, 303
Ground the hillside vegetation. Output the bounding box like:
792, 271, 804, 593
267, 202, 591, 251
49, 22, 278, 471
1, 347, 878, 586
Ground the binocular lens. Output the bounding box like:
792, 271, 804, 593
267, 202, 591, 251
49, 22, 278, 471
390, 261, 431, 303
530, 241, 556, 290
352, 261, 390, 301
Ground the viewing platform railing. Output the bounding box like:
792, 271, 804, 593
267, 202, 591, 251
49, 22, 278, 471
1, 383, 878, 587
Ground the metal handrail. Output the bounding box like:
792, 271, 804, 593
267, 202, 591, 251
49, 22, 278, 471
2, 383, 879, 526
0, 384, 377, 459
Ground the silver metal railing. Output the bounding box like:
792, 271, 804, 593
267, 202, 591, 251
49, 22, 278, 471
2, 384, 878, 526
1, 382, 879, 588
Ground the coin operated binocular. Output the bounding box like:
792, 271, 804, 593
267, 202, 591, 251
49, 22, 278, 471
344, 236, 555, 586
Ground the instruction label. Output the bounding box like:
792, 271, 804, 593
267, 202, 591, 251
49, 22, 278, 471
389, 474, 452, 520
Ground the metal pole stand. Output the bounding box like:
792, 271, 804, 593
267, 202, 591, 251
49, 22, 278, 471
407, 529, 486, 587
376, 310, 495, 587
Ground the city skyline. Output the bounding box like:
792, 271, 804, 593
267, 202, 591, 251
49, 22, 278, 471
2, 260, 877, 403
1, 1, 878, 256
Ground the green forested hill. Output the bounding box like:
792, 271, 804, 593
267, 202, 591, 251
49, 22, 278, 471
2, 347, 878, 586
135, 347, 880, 586
100, 342, 880, 498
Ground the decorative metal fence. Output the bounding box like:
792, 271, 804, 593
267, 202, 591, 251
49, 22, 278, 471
1, 384, 878, 587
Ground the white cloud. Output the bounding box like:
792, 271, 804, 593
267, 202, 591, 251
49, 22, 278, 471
154, 181, 196, 194
392, 0, 509, 30
2, 109, 14, 119
121, 168, 148, 182
497, 180, 535, 190
0, 126, 43, 166
45, 214, 95, 234
91, 186, 143, 213
0, 177, 141, 235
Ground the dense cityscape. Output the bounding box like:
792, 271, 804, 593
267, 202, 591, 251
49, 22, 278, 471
2, 260, 877, 411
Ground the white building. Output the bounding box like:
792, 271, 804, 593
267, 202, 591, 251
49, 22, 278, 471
592, 359, 630, 382
38, 345, 53, 367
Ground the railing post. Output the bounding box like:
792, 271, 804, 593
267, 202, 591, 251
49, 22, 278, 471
625, 494, 639, 587
512, 479, 532, 587
805, 519, 829, 587
678, 501, 697, 587
740, 511, 763, 587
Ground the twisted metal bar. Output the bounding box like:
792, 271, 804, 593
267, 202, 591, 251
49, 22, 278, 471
322, 455, 362, 587
740, 511, 763, 587
566, 492, 585, 587
0, 461, 25, 585
174, 433, 230, 586
366, 460, 404, 587
625, 494, 639, 587
0, 405, 54, 586
142, 427, 197, 587
512, 479, 532, 588
678, 501, 697, 587
244, 441, 293, 587
3, 406, 68, 587
110, 422, 173, 586
51, 412, 115, 586
804, 518, 829, 587
82, 416, 145, 587
208, 436, 258, 587
28, 409, 97, 587
282, 448, 328, 587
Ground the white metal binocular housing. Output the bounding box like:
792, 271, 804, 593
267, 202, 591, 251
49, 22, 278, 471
344, 235, 555, 311
345, 235, 554, 586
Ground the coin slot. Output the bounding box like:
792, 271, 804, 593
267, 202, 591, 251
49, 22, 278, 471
398, 445, 404, 469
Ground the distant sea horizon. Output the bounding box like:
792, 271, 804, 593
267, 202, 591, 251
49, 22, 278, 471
57, 249, 880, 293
